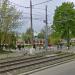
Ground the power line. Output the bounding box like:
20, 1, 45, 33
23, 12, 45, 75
9, 0, 52, 16
20, 16, 44, 20
9, 1, 45, 11
9, 0, 52, 11
9, 0, 52, 7
32, 7, 45, 10
8, 1, 52, 24
9, 1, 30, 8
9, 1, 45, 10
32, 8, 51, 14
32, 0, 52, 6
22, 12, 44, 17
9, 1, 51, 14
20, 17, 51, 23
21, 10, 51, 17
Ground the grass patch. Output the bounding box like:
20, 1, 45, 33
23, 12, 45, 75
0, 50, 12, 54
24, 45, 32, 48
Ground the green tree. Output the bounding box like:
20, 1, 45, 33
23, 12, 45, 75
38, 29, 45, 39
52, 2, 75, 49
0, 0, 21, 47
22, 27, 32, 43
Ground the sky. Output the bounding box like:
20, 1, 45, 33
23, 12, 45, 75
9, 0, 75, 33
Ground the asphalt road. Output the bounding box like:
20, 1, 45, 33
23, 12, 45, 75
30, 60, 75, 75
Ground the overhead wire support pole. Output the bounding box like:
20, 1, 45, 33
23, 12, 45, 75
67, 22, 70, 50
45, 5, 48, 50
30, 0, 34, 47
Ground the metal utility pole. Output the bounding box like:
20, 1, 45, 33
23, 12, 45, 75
45, 5, 48, 50
67, 23, 70, 50
30, 0, 34, 47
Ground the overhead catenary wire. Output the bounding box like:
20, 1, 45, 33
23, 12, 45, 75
20, 17, 44, 20
22, 12, 44, 17
8, 0, 52, 16
8, 0, 52, 29
8, 0, 53, 16
32, 0, 52, 6
9, 0, 52, 7
9, 0, 52, 10
22, 12, 51, 17
7, 1, 53, 16
9, 1, 30, 8
0, 15, 50, 21
0, 1, 51, 22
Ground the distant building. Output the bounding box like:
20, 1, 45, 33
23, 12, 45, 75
16, 39, 24, 46
34, 39, 45, 46
71, 38, 75, 42
60, 38, 75, 44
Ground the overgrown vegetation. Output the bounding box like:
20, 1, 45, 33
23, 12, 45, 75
0, 0, 21, 50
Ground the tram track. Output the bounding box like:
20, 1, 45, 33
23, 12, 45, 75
0, 53, 75, 74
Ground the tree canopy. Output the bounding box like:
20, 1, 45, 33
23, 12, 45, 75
0, 0, 21, 47
38, 28, 45, 39
52, 2, 75, 39
0, 0, 21, 32
22, 27, 32, 43
52, 2, 75, 46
